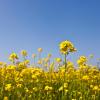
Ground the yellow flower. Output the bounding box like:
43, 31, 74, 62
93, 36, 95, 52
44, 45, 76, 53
77, 92, 81, 95
82, 75, 89, 80
79, 97, 82, 100
21, 50, 27, 56
77, 56, 87, 65
90, 85, 93, 88
38, 48, 43, 52
80, 56, 87, 62
65, 89, 68, 94
59, 83, 68, 92
59, 40, 76, 54
77, 60, 82, 65
59, 86, 63, 91
55, 58, 62, 63
7, 65, 16, 70
70, 48, 77, 52
64, 83, 68, 88
9, 53, 18, 61
47, 54, 52, 58
44, 63, 49, 67
44, 86, 53, 91
25, 87, 29, 93
3, 96, 8, 100
93, 86, 99, 91
29, 95, 32, 98
32, 74, 37, 79
33, 87, 38, 92
5, 84, 12, 91
37, 60, 42, 65
16, 83, 22, 88
44, 57, 49, 63
0, 62, 4, 66
67, 61, 74, 68
23, 60, 30, 65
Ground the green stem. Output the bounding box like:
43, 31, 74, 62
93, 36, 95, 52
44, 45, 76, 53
65, 54, 67, 72
62, 54, 67, 100
64, 54, 67, 82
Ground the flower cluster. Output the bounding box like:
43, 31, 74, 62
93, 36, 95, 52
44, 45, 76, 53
59, 40, 76, 54
0, 41, 99, 100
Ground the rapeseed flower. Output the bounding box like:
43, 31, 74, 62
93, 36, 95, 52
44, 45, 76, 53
38, 48, 43, 52
44, 86, 53, 91
21, 50, 27, 56
5, 84, 12, 91
9, 53, 18, 61
59, 40, 76, 54
3, 97, 8, 100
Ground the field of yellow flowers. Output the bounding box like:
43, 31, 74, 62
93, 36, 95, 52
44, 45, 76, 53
0, 40, 100, 100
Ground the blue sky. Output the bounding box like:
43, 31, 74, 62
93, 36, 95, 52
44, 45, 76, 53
0, 0, 100, 64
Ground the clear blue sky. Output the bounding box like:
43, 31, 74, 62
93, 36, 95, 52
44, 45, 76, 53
0, 0, 100, 64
